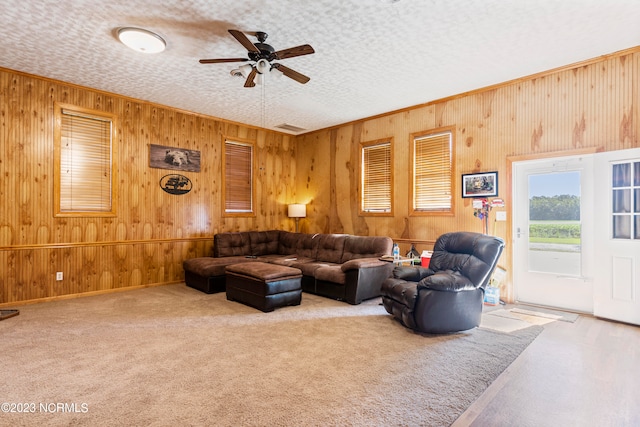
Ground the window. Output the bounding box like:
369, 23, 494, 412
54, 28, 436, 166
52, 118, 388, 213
411, 127, 454, 215
223, 139, 255, 216
611, 161, 640, 239
360, 139, 393, 215
54, 103, 117, 217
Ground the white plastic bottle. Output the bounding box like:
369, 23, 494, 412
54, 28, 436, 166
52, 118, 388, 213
392, 243, 400, 261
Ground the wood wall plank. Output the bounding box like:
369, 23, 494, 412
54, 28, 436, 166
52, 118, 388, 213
0, 68, 297, 305
296, 49, 640, 302
3, 47, 640, 305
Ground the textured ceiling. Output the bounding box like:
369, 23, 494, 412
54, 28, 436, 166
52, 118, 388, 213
1, 0, 640, 134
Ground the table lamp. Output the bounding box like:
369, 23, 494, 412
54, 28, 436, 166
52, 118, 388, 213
288, 204, 306, 233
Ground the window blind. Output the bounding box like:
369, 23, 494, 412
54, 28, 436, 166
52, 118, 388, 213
413, 131, 452, 212
224, 141, 253, 213
362, 142, 391, 213
59, 110, 113, 212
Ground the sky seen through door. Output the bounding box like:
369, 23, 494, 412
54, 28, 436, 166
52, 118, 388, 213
529, 172, 580, 197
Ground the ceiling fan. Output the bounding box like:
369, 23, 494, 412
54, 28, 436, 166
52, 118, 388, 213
200, 29, 315, 87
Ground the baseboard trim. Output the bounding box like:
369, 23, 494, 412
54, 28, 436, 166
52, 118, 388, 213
0, 281, 183, 308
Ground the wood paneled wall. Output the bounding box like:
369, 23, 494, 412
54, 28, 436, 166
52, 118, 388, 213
3, 47, 639, 305
0, 69, 297, 305
296, 48, 640, 302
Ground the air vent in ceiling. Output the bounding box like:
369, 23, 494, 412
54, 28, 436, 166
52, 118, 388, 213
274, 123, 307, 133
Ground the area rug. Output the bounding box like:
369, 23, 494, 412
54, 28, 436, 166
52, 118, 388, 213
1, 285, 542, 427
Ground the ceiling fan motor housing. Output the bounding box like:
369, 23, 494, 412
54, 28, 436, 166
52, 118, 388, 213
249, 43, 276, 62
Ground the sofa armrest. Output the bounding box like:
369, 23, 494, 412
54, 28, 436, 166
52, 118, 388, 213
341, 257, 388, 272
417, 270, 477, 292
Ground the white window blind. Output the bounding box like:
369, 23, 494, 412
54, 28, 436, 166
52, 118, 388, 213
58, 108, 115, 214
362, 141, 392, 213
224, 140, 253, 214
413, 131, 452, 212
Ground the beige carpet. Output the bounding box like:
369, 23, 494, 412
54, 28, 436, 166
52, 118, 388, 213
1, 284, 542, 426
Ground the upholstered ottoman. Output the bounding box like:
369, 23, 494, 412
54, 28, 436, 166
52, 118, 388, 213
225, 262, 302, 312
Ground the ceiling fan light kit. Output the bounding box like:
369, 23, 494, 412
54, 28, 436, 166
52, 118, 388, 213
117, 27, 166, 54
200, 29, 315, 87
239, 63, 254, 78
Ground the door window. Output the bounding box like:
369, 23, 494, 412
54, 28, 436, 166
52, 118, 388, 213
611, 161, 640, 239
528, 171, 581, 276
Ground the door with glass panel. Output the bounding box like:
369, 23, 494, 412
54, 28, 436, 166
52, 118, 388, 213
513, 155, 594, 312
593, 148, 640, 325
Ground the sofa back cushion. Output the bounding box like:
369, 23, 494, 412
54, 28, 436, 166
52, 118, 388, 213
341, 235, 393, 263
278, 231, 318, 259
213, 232, 251, 257
315, 234, 346, 263
248, 230, 281, 256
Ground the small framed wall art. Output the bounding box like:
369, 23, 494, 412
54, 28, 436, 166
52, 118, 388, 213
462, 171, 498, 198
150, 144, 201, 172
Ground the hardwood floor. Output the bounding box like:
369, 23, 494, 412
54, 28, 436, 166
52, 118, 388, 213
453, 313, 640, 427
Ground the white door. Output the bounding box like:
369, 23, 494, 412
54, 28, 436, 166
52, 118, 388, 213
593, 148, 640, 325
513, 155, 595, 312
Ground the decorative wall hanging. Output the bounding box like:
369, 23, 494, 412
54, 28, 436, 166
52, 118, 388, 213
160, 174, 193, 195
150, 144, 200, 172
462, 171, 498, 198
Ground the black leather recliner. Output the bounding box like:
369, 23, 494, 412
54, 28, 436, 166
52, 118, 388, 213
381, 232, 505, 334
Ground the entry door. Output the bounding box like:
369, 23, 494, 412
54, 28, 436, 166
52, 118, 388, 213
593, 148, 640, 325
513, 155, 595, 312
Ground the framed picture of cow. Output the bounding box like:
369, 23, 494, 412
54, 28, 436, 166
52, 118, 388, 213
149, 144, 201, 172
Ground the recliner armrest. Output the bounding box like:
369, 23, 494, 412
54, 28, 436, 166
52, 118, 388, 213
393, 266, 434, 281
417, 270, 478, 292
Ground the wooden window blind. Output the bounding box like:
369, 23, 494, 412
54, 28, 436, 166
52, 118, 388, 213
361, 140, 392, 214
54, 104, 117, 217
412, 129, 453, 214
223, 139, 254, 215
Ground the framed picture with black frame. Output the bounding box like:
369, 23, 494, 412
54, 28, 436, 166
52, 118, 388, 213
462, 171, 498, 198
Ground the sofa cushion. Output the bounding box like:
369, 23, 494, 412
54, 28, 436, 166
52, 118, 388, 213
214, 232, 251, 257
293, 261, 336, 278
266, 255, 316, 267
314, 265, 346, 285
315, 234, 346, 263
278, 231, 318, 259
277, 231, 297, 255
341, 235, 392, 263
249, 230, 281, 256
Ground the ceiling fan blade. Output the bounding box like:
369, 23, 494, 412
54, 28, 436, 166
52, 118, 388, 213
273, 64, 310, 84
274, 44, 315, 60
228, 29, 260, 53
244, 67, 257, 88
199, 58, 249, 64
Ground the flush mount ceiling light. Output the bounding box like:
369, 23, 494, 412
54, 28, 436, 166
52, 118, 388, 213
117, 27, 166, 53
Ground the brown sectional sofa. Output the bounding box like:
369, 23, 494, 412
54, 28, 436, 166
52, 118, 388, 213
183, 230, 394, 305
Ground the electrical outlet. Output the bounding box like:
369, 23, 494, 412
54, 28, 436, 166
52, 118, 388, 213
496, 211, 507, 221
56, 272, 63, 281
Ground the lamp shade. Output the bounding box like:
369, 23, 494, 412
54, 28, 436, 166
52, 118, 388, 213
288, 204, 306, 218
239, 63, 254, 78
256, 58, 270, 74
